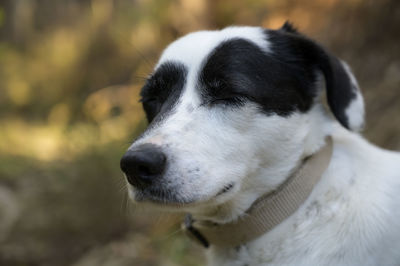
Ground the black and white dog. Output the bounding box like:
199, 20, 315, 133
120, 23, 400, 265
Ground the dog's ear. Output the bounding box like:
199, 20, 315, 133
321, 57, 365, 131
284, 31, 365, 131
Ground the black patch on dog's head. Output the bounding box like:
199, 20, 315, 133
198, 26, 358, 129
199, 38, 317, 116
140, 61, 187, 123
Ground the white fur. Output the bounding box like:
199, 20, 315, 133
207, 125, 400, 266
128, 27, 400, 265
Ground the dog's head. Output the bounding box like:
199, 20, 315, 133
120, 23, 364, 221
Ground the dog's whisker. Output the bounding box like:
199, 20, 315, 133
120, 191, 128, 215
159, 227, 183, 242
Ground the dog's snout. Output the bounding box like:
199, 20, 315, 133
120, 144, 167, 189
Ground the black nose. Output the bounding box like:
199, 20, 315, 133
120, 144, 167, 189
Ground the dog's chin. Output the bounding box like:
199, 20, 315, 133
128, 182, 237, 210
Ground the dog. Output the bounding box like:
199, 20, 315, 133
120, 22, 400, 265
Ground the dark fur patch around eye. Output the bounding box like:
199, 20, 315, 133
198, 37, 318, 116
140, 61, 187, 123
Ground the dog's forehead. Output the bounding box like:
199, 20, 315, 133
156, 26, 270, 71
141, 25, 328, 126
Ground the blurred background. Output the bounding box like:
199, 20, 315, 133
0, 0, 399, 265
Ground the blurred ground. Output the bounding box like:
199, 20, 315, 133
0, 0, 399, 265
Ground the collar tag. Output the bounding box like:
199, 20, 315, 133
182, 214, 209, 248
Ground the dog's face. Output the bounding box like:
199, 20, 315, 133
121, 24, 364, 218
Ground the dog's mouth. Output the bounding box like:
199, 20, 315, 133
133, 187, 195, 205
129, 182, 236, 207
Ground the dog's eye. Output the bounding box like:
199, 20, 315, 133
141, 97, 161, 122
209, 96, 246, 107
139, 97, 157, 104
